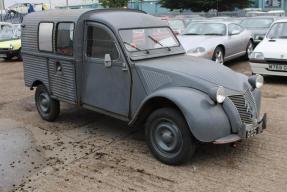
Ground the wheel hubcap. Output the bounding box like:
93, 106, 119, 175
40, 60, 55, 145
39, 92, 50, 113
153, 118, 182, 153
247, 43, 254, 56
215, 51, 224, 65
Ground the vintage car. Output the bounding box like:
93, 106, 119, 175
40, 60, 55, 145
250, 19, 287, 76
178, 21, 254, 65
0, 22, 22, 60
22, 9, 267, 165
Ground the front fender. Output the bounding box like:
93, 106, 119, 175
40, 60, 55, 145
132, 87, 232, 142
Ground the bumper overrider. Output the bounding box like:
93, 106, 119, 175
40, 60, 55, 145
213, 89, 267, 144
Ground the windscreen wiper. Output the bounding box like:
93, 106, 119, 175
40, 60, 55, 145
123, 41, 150, 54
148, 35, 171, 51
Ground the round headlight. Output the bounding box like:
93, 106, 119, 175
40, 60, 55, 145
249, 74, 264, 89
256, 74, 264, 88
216, 86, 226, 104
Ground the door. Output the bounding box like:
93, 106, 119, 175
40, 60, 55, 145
227, 24, 246, 57
81, 22, 131, 117
48, 22, 77, 103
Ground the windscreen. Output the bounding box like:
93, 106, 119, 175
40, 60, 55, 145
267, 22, 287, 39
240, 18, 274, 28
0, 25, 15, 41
168, 20, 185, 30
183, 23, 226, 36
119, 27, 179, 52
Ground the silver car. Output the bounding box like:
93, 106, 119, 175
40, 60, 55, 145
178, 21, 254, 64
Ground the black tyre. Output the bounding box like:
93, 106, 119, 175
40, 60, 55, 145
145, 108, 196, 165
4, 56, 13, 61
35, 85, 60, 122
212, 46, 224, 65
246, 40, 254, 59
17, 49, 22, 61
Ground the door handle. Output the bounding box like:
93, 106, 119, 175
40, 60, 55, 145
55, 61, 62, 72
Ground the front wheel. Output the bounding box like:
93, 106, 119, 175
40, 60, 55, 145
212, 47, 224, 65
246, 40, 254, 59
145, 108, 196, 165
35, 85, 60, 122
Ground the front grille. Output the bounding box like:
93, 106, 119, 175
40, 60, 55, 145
265, 58, 287, 64
228, 90, 257, 125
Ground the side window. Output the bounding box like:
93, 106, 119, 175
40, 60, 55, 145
38, 23, 53, 52
56, 22, 74, 56
229, 24, 243, 35
86, 26, 119, 60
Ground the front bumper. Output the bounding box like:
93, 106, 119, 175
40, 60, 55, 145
0, 49, 20, 58
250, 62, 287, 77
213, 113, 267, 144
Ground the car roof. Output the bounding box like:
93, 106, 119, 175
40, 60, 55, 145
24, 9, 167, 30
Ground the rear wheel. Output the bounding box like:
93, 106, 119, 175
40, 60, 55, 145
145, 108, 196, 165
212, 47, 224, 65
35, 85, 60, 122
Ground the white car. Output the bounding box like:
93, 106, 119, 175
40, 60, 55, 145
250, 19, 287, 76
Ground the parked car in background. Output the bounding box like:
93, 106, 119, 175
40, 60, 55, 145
0, 22, 22, 60
178, 21, 254, 64
240, 17, 277, 44
22, 9, 266, 165
166, 19, 186, 35
250, 19, 287, 76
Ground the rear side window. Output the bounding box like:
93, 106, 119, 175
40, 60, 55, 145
86, 26, 119, 60
38, 23, 53, 52
56, 22, 74, 56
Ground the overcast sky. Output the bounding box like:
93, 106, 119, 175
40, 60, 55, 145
4, 0, 93, 8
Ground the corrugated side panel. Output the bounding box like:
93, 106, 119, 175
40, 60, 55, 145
48, 59, 77, 103
23, 55, 49, 89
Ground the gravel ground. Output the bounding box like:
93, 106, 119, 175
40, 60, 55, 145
0, 59, 287, 192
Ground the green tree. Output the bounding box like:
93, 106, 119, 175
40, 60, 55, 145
100, 0, 129, 8
159, 0, 253, 12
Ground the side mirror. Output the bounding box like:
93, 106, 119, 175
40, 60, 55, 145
104, 54, 112, 68
229, 30, 240, 36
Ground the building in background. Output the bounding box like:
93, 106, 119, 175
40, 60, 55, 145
255, 0, 287, 10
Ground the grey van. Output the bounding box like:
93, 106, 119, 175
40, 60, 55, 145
22, 9, 267, 165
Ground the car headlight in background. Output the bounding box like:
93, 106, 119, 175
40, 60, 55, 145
248, 74, 264, 89
209, 86, 226, 104
249, 52, 264, 60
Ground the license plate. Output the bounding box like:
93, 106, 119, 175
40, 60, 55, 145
0, 54, 6, 57
268, 64, 287, 72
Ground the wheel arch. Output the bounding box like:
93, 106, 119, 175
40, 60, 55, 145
30, 80, 45, 90
130, 96, 186, 130
129, 87, 231, 143
216, 44, 225, 56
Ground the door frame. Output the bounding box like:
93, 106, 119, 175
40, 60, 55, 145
80, 21, 133, 121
